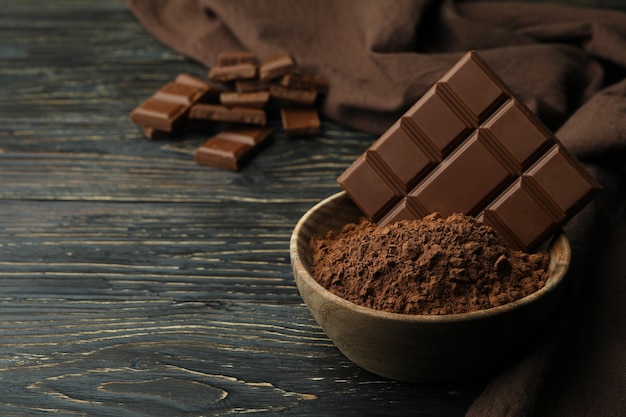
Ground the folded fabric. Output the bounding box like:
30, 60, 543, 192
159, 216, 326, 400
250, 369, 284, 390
128, 1, 626, 416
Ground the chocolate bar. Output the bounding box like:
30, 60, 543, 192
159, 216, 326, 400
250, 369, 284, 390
189, 103, 266, 125
194, 127, 273, 171
337, 51, 600, 251
259, 52, 297, 81
281, 107, 321, 138
130, 74, 212, 131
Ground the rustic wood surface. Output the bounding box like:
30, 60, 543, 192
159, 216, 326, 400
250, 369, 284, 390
0, 1, 623, 416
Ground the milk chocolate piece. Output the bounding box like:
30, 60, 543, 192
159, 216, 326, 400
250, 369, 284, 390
280, 73, 329, 94
337, 51, 600, 251
153, 82, 209, 105
208, 63, 257, 82
235, 79, 271, 93
174, 73, 219, 90
130, 74, 213, 132
175, 73, 224, 101
217, 50, 257, 67
220, 91, 270, 109
131, 97, 187, 132
269, 84, 317, 105
189, 103, 266, 125
259, 52, 297, 81
194, 127, 273, 171
281, 107, 321, 137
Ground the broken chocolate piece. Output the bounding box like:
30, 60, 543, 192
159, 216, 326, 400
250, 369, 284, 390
280, 73, 329, 94
189, 103, 266, 125
235, 79, 271, 93
208, 63, 257, 82
269, 84, 317, 105
131, 97, 188, 132
194, 127, 273, 171
220, 91, 270, 109
130, 74, 212, 132
337, 50, 600, 251
175, 73, 224, 102
281, 107, 321, 137
217, 50, 257, 67
259, 52, 297, 81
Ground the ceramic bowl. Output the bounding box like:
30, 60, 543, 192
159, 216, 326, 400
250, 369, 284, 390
289, 191, 571, 383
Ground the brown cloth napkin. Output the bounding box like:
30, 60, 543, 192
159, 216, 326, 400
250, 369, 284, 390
128, 1, 626, 415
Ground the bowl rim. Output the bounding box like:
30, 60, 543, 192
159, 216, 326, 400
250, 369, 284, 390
290, 191, 571, 323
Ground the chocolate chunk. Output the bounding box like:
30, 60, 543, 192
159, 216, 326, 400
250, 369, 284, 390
280, 107, 321, 137
269, 84, 317, 105
131, 97, 188, 132
189, 103, 266, 125
175, 73, 224, 102
216, 50, 257, 67
208, 63, 257, 82
259, 52, 297, 81
130, 74, 212, 132
220, 91, 270, 109
153, 82, 209, 105
280, 73, 329, 94
235, 79, 271, 93
337, 50, 600, 251
194, 127, 273, 171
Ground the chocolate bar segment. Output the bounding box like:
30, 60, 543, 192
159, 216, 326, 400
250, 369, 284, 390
259, 52, 297, 81
189, 104, 266, 125
175, 73, 224, 102
194, 127, 273, 171
175, 73, 222, 90
280, 73, 329, 94
338, 50, 600, 251
220, 91, 270, 109
130, 73, 212, 132
235, 79, 271, 93
130, 97, 188, 132
269, 84, 317, 105
208, 63, 257, 82
153, 82, 209, 106
217, 50, 257, 67
280, 107, 321, 138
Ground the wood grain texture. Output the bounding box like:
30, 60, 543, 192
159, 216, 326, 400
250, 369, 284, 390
0, 1, 482, 416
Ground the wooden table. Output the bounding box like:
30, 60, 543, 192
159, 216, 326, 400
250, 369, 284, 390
1, 1, 622, 416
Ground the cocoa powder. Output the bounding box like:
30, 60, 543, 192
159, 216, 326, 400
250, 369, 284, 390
309, 212, 550, 315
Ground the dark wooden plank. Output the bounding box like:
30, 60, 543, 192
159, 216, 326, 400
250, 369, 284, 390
0, 200, 481, 417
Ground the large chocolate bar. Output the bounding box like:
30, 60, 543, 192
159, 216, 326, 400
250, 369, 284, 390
337, 51, 600, 251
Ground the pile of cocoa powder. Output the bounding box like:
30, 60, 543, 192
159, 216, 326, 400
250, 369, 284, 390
309, 212, 550, 315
